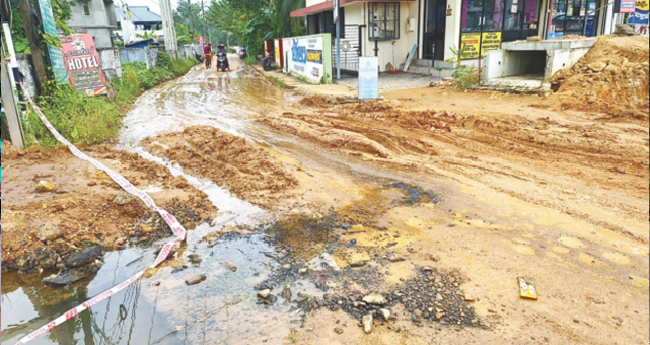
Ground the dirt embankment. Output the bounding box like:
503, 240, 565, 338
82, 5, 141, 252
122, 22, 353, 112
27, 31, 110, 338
550, 36, 650, 120
258, 93, 649, 243
142, 126, 300, 211
1, 143, 218, 274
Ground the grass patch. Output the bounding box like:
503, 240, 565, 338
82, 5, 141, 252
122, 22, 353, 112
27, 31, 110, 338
244, 56, 257, 65
25, 54, 198, 148
267, 76, 288, 89
453, 66, 479, 90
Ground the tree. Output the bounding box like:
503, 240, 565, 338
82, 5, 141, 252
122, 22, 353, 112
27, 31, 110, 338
17, 0, 48, 92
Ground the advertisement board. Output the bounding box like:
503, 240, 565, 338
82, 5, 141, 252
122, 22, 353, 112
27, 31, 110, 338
48, 46, 69, 84
61, 35, 107, 96
282, 34, 332, 84
620, 0, 637, 12
481, 32, 502, 55
38, 0, 57, 36
629, 0, 649, 24
358, 57, 378, 100
460, 33, 481, 59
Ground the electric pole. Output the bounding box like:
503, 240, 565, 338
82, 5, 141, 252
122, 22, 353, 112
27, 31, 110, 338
160, 0, 178, 58
1, 44, 25, 148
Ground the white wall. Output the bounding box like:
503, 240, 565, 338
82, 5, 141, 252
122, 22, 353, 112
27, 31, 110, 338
345, 2, 419, 72
306, 0, 328, 7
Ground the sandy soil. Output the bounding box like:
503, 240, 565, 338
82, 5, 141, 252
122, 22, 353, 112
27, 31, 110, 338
253, 84, 649, 344
1, 143, 218, 274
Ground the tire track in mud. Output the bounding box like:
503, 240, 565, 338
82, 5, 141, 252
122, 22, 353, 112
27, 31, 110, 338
257, 102, 649, 243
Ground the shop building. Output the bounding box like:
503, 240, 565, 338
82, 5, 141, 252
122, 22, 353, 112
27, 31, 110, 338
291, 0, 621, 73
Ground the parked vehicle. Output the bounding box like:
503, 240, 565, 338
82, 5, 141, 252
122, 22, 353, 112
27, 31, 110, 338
262, 53, 274, 71
239, 47, 249, 60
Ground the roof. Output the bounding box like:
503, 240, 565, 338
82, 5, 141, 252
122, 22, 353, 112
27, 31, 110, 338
291, 0, 416, 17
116, 6, 162, 24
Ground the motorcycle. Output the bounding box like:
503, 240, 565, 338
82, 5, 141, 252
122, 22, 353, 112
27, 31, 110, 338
217, 50, 230, 71
195, 53, 204, 64
239, 47, 248, 60
262, 53, 274, 71
205, 53, 212, 69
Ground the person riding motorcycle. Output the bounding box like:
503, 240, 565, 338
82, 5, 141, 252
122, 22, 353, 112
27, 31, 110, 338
216, 44, 230, 71
204, 43, 213, 68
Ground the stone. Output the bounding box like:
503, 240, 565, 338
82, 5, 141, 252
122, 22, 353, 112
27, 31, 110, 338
436, 312, 445, 319
139, 224, 154, 234
422, 267, 434, 273
65, 247, 102, 268
588, 61, 607, 72
258, 289, 272, 299
35, 181, 55, 193
299, 268, 309, 274
380, 308, 391, 321
464, 294, 477, 302
281, 285, 292, 301
387, 253, 406, 263
186, 274, 207, 286
362, 315, 373, 334
43, 270, 89, 286
188, 254, 202, 265
615, 24, 638, 36
282, 264, 292, 270
414, 310, 424, 318
363, 293, 387, 306
222, 262, 237, 272
112, 192, 135, 206
349, 260, 368, 268
37, 222, 62, 242
334, 327, 344, 334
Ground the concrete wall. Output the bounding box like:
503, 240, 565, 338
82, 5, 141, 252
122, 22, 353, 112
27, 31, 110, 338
69, 0, 117, 48
346, 2, 419, 72
484, 50, 546, 80
97, 48, 122, 80
545, 47, 591, 80
119, 47, 156, 68
306, 0, 327, 7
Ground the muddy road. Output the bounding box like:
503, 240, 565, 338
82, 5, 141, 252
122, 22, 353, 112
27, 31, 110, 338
2, 56, 648, 345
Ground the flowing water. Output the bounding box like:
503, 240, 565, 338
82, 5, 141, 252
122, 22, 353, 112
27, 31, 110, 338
1, 64, 327, 345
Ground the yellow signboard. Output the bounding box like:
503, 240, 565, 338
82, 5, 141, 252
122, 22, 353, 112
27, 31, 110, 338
460, 33, 481, 59
481, 32, 502, 56
637, 0, 649, 11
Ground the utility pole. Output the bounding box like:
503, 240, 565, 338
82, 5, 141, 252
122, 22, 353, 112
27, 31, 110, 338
1, 44, 25, 148
1, 0, 19, 93
160, 0, 178, 58
17, 0, 48, 92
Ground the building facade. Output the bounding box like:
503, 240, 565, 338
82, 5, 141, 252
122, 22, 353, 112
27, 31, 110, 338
68, 0, 118, 48
292, 0, 623, 71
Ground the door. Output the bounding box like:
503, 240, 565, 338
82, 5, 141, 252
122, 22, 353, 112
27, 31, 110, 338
423, 0, 447, 61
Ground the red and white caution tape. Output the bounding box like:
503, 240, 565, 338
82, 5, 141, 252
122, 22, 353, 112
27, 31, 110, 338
14, 86, 187, 345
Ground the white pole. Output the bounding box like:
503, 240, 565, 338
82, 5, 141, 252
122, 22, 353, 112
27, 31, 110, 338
1, 44, 24, 148
336, 0, 341, 80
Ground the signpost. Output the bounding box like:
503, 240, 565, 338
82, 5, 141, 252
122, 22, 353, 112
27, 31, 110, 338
335, 0, 341, 80
359, 57, 379, 100
37, 0, 70, 85
61, 35, 107, 97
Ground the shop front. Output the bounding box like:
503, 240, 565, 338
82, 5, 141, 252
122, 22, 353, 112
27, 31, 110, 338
547, 0, 601, 38
457, 0, 543, 59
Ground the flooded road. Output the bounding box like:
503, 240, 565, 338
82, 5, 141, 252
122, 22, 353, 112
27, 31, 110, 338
3, 59, 649, 345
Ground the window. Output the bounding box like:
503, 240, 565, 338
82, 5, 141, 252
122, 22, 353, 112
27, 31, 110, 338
306, 11, 345, 38
369, 3, 400, 41
82, 2, 91, 16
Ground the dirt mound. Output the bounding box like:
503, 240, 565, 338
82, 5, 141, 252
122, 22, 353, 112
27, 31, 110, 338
142, 126, 299, 210
2, 140, 20, 159
550, 36, 649, 120
298, 96, 337, 109
1, 146, 217, 274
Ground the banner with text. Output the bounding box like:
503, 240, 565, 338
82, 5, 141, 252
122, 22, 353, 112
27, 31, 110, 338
282, 34, 332, 84
460, 33, 481, 59
61, 35, 107, 96
358, 57, 379, 100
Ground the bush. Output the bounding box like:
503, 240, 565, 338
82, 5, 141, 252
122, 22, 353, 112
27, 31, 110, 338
244, 56, 257, 65
453, 66, 479, 90
27, 85, 123, 148
25, 57, 199, 148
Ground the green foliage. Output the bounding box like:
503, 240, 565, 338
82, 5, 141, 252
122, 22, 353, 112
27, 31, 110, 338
27, 85, 123, 148
136, 29, 157, 40
244, 56, 257, 65
267, 76, 287, 88
449, 45, 470, 69
453, 66, 479, 90
157, 51, 173, 70
26, 58, 199, 148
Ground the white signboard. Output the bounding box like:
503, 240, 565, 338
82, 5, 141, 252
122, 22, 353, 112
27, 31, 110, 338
359, 57, 378, 100
283, 36, 327, 84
